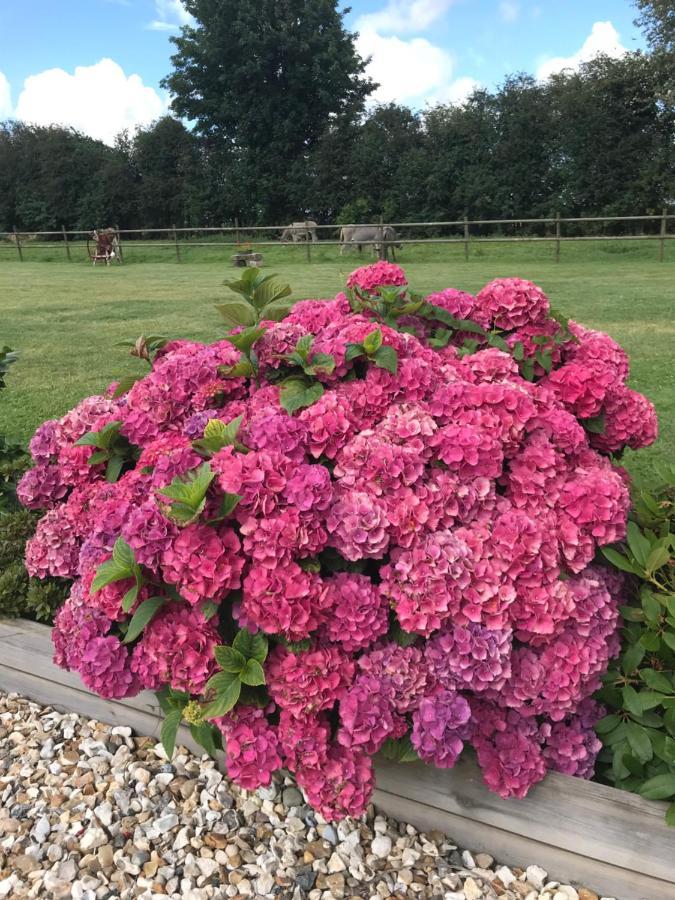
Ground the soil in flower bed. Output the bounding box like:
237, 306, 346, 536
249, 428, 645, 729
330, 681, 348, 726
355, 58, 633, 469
0, 693, 611, 900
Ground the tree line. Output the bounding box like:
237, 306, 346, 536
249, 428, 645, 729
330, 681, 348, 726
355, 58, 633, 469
0, 0, 672, 234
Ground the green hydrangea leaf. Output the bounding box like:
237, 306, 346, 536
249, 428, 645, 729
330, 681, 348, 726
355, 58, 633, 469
372, 345, 398, 374
123, 596, 166, 644
240, 658, 266, 686
233, 629, 268, 663
160, 709, 183, 760
214, 645, 246, 673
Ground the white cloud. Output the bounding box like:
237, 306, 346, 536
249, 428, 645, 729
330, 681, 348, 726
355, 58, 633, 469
433, 76, 482, 106
358, 0, 455, 34
536, 21, 627, 81
14, 58, 166, 145
148, 0, 194, 31
499, 1, 519, 23
355, 0, 480, 108
0, 71, 11, 118
357, 26, 454, 105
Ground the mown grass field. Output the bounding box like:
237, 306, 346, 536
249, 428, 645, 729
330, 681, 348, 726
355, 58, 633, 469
1, 242, 673, 484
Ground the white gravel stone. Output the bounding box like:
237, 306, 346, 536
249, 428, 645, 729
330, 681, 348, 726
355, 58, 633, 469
327, 851, 347, 872
463, 876, 483, 899
462, 849, 476, 868
496, 865, 517, 885
33, 815, 51, 842
94, 800, 113, 826
80, 827, 107, 851
371, 835, 392, 857
0, 875, 18, 898
155, 812, 179, 832
526, 864, 549, 889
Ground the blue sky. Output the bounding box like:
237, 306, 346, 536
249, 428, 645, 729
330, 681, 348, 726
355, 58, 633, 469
0, 0, 645, 143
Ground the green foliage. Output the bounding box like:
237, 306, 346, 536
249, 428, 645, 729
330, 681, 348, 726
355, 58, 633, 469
0, 434, 29, 514
75, 420, 139, 483
379, 734, 419, 763
284, 335, 335, 378
279, 377, 325, 414
346, 327, 399, 375
389, 618, 420, 648
0, 345, 28, 514
156, 462, 215, 525
116, 335, 170, 367
91, 537, 144, 615
201, 629, 269, 719
192, 416, 248, 460
156, 686, 223, 760
634, 0, 675, 53
1, 41, 672, 232
216, 269, 294, 328
0, 508, 67, 622
122, 596, 166, 644
0, 351, 64, 622
268, 334, 336, 414
0, 346, 19, 390
596, 465, 675, 825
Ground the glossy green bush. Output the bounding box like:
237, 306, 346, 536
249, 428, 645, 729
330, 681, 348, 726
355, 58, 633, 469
595, 463, 675, 825
1, 347, 67, 622
0, 508, 67, 622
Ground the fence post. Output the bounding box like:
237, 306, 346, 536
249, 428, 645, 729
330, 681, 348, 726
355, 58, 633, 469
305, 220, 311, 263
659, 207, 667, 263
115, 224, 124, 263
378, 216, 385, 260
235, 217, 240, 245
555, 211, 561, 263
463, 216, 469, 262
61, 225, 71, 261
12, 226, 23, 262
173, 224, 181, 262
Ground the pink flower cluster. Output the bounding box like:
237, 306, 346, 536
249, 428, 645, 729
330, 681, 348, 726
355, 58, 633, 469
23, 267, 657, 819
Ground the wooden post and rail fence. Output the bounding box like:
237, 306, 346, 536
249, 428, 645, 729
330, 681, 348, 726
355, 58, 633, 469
1, 211, 672, 263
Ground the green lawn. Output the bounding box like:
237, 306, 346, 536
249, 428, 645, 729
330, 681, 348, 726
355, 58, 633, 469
1, 247, 673, 484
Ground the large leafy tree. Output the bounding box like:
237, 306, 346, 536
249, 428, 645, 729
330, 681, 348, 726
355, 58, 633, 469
163, 0, 375, 223
423, 90, 499, 221
549, 53, 673, 216
0, 123, 136, 232
634, 0, 675, 52
133, 117, 204, 228
491, 75, 558, 219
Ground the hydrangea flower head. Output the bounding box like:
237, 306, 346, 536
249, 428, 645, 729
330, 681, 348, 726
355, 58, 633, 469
346, 261, 407, 293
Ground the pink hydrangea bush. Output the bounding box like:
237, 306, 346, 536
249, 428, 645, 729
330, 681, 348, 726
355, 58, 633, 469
21, 263, 657, 819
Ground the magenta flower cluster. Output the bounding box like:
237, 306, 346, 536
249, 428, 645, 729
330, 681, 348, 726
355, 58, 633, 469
21, 263, 657, 820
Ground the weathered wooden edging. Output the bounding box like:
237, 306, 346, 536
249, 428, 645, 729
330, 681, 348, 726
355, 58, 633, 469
1, 618, 672, 900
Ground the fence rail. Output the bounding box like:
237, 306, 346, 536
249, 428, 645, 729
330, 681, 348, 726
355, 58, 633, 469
1, 211, 672, 263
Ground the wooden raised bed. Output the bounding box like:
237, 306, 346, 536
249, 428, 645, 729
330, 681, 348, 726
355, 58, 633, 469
1, 618, 672, 900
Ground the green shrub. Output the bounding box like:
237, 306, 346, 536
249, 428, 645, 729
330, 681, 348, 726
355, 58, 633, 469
0, 435, 30, 513
0, 346, 29, 513
0, 508, 67, 622
1, 348, 67, 622
595, 463, 675, 825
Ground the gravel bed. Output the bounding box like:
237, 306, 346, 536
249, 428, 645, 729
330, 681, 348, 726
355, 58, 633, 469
0, 693, 612, 900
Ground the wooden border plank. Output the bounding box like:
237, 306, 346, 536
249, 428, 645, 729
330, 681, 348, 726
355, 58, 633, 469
373, 789, 675, 900
0, 666, 207, 761
375, 760, 671, 882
